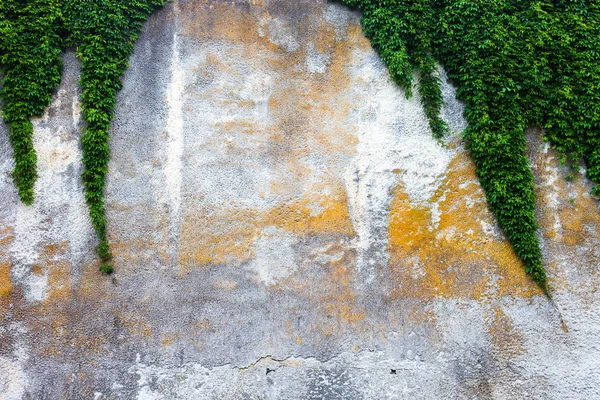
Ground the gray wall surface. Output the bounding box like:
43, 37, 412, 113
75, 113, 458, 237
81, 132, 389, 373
1, 1, 599, 398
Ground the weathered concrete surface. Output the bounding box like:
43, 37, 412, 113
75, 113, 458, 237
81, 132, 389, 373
1, 0, 599, 398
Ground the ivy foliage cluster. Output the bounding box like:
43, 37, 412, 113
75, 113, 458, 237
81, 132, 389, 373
0, 0, 167, 273
342, 0, 600, 291
0, 1, 63, 205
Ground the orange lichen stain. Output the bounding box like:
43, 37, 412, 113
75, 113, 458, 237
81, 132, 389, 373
0, 259, 12, 298
109, 236, 166, 270
0, 233, 13, 246
389, 150, 541, 299
211, 279, 239, 290
77, 261, 115, 302
161, 333, 179, 347
283, 318, 303, 345
487, 307, 526, 358
559, 205, 600, 246
36, 242, 73, 302
47, 260, 72, 301
31, 264, 44, 276
29, 244, 112, 359
179, 208, 259, 270
313, 17, 338, 55
174, 0, 363, 275
31, 307, 109, 358
193, 319, 213, 332
179, 186, 355, 272
553, 182, 600, 248
321, 249, 365, 324
117, 311, 153, 339
179, 2, 266, 46
267, 189, 355, 236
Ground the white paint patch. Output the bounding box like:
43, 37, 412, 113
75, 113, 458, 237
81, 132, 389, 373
480, 220, 499, 238
0, 323, 29, 400
429, 202, 442, 231
324, 3, 351, 39
127, 351, 448, 400
164, 26, 185, 256
248, 227, 298, 285
176, 40, 281, 210
258, 15, 300, 52
440, 68, 468, 135
239, 73, 273, 119
9, 204, 43, 270
72, 93, 81, 129
0, 357, 25, 400
23, 272, 49, 302
306, 46, 330, 74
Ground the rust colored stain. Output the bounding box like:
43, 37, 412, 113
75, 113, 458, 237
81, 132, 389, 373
317, 250, 365, 326
487, 306, 526, 358
0, 226, 13, 302
179, 188, 355, 271
175, 5, 361, 274
116, 310, 153, 339
388, 148, 541, 299
180, 3, 266, 45
0, 259, 11, 299
534, 144, 600, 249
309, 243, 365, 332
43, 242, 73, 302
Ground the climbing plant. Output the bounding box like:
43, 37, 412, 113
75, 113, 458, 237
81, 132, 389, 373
0, 0, 63, 205
341, 0, 600, 292
0, 0, 168, 274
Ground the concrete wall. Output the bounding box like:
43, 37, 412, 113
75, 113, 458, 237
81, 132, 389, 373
1, 1, 599, 398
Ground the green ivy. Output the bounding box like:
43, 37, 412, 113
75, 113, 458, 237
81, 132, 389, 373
0, 0, 168, 274
0, 0, 63, 205
342, 0, 600, 292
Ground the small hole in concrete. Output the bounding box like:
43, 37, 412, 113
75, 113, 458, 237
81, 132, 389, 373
390, 369, 397, 375
266, 368, 276, 375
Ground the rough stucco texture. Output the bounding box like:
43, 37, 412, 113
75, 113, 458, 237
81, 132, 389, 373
1, 1, 600, 399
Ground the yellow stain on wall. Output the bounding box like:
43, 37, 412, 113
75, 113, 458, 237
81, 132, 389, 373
389, 150, 542, 299
179, 186, 355, 272
176, 2, 362, 275
0, 227, 13, 301
487, 306, 526, 358
116, 310, 153, 339
0, 259, 12, 299
43, 242, 73, 302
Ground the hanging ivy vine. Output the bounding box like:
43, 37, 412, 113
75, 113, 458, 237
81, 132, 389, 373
341, 0, 600, 293
0, 1, 63, 205
0, 0, 167, 274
